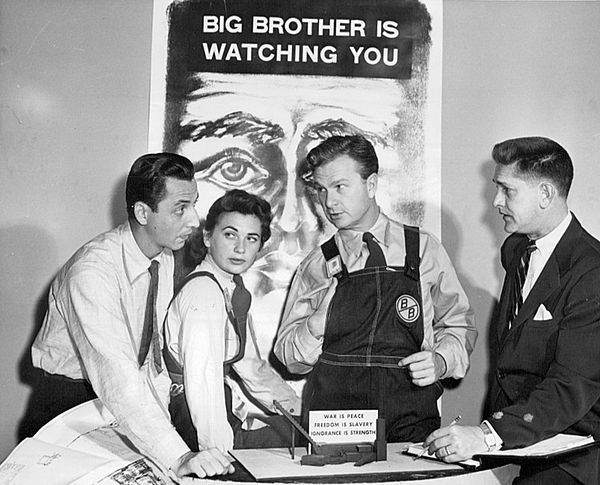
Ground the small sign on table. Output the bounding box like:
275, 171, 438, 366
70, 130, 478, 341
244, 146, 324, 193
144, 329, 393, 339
309, 410, 379, 444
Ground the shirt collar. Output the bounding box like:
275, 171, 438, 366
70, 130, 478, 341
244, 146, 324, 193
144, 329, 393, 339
203, 254, 235, 287
534, 212, 572, 258
122, 221, 169, 284
368, 211, 391, 247
337, 209, 389, 254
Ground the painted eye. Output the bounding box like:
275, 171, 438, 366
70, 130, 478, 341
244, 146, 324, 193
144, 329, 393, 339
196, 148, 268, 191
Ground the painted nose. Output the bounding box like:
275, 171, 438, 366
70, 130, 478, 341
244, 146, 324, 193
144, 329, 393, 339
278, 178, 302, 233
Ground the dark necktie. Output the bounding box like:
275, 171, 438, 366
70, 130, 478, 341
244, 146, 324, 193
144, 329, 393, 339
231, 274, 251, 355
508, 239, 537, 328
363, 232, 386, 268
139, 260, 162, 373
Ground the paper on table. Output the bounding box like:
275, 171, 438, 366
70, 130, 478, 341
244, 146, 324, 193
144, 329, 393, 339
2, 400, 173, 484
34, 399, 141, 463
404, 434, 596, 466
0, 438, 171, 485
478, 433, 595, 458
0, 438, 128, 485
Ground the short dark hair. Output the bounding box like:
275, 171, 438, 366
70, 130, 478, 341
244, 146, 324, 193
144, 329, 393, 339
306, 135, 379, 180
492, 137, 573, 198
205, 189, 272, 246
125, 153, 195, 218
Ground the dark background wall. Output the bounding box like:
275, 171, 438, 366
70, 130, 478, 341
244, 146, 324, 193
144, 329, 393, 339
2, 0, 599, 461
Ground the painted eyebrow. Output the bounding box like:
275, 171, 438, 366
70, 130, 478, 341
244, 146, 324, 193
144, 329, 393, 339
180, 111, 285, 145
301, 119, 388, 147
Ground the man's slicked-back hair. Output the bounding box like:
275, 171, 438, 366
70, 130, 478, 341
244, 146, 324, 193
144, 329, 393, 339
492, 137, 573, 198
306, 135, 379, 180
205, 189, 272, 246
126, 152, 195, 219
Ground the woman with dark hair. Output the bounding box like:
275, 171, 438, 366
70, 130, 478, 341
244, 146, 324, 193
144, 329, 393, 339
163, 189, 300, 458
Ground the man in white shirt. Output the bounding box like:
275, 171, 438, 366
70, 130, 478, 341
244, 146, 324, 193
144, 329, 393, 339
424, 137, 600, 485
28, 153, 235, 480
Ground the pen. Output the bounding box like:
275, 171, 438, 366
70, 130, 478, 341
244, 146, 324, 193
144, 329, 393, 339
413, 415, 462, 460
449, 415, 462, 427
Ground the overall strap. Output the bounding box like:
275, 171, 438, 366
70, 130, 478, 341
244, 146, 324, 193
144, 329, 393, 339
403, 225, 421, 281
162, 270, 240, 379
321, 236, 348, 280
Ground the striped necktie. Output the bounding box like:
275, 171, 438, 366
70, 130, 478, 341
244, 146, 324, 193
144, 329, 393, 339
508, 239, 537, 329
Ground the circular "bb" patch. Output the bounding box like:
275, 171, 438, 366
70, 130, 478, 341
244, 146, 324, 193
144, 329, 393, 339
396, 295, 420, 323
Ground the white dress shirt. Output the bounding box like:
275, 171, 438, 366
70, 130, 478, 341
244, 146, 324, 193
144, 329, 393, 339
523, 212, 572, 301
164, 255, 301, 452
31, 221, 189, 469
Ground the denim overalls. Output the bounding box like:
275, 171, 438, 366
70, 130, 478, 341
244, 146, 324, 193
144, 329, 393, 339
306, 226, 442, 442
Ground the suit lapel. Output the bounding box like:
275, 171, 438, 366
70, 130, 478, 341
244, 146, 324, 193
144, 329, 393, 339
509, 256, 560, 330
502, 215, 581, 341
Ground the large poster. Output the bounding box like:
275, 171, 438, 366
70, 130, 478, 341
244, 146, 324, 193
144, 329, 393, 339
149, 0, 441, 389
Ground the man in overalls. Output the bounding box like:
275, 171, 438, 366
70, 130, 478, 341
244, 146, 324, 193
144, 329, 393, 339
275, 135, 477, 442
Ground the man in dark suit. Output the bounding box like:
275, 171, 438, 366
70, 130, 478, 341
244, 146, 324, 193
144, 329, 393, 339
423, 137, 600, 484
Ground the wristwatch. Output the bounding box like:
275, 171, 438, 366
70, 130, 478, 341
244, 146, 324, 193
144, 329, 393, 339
479, 420, 501, 452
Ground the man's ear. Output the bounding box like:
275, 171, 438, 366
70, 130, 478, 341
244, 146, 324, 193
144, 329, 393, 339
539, 181, 556, 209
366, 173, 378, 199
133, 201, 151, 225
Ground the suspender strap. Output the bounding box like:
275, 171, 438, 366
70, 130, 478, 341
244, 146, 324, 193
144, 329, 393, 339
162, 270, 243, 381
173, 270, 221, 297
321, 236, 348, 279
321, 228, 421, 280
403, 225, 421, 281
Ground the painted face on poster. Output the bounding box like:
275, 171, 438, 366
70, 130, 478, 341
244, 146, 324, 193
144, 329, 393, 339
150, 0, 441, 358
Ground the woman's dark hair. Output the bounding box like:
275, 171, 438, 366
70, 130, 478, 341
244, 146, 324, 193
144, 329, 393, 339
186, 190, 272, 264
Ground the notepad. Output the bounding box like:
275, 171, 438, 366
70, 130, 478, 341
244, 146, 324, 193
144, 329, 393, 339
476, 433, 596, 460
404, 433, 596, 467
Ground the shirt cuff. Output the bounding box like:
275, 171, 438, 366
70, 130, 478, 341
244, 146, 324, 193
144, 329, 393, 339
434, 352, 448, 379
433, 335, 468, 379
158, 432, 192, 472
480, 420, 503, 451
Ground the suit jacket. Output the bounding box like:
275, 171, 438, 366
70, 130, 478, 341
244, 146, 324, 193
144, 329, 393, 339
487, 214, 600, 484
